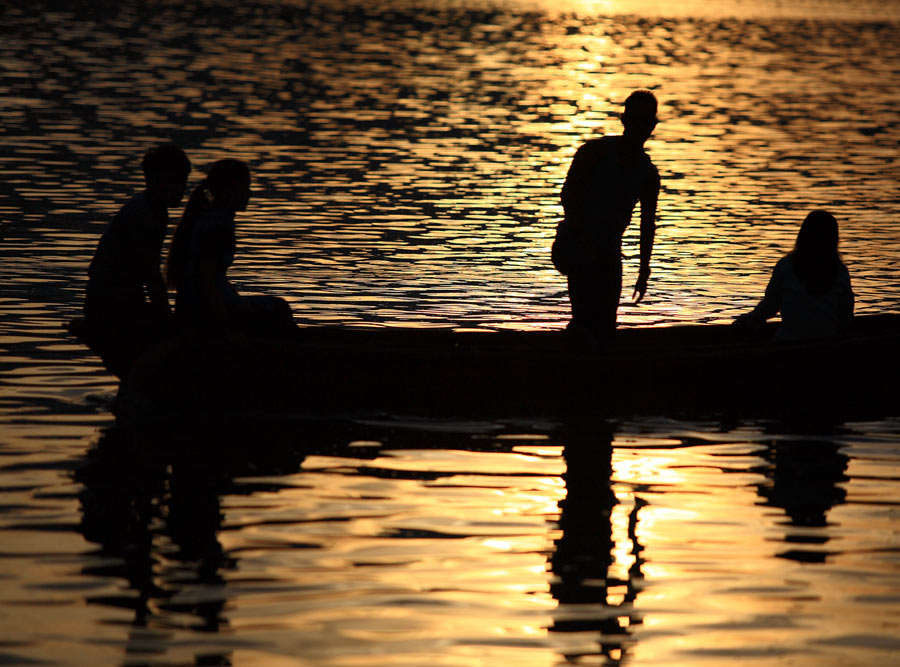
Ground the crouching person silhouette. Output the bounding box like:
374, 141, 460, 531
165, 159, 296, 339
83, 144, 191, 375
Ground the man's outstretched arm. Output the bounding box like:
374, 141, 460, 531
632, 169, 659, 303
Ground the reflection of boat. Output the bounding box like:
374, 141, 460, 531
69, 314, 900, 419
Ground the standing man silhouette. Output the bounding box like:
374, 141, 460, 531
553, 90, 660, 341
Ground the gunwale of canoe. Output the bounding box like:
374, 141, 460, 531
114, 313, 900, 421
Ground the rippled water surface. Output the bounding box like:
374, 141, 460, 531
4, 418, 900, 665
1, 0, 900, 664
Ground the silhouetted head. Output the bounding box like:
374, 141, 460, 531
204, 159, 251, 213
621, 90, 658, 146
166, 159, 251, 289
792, 210, 843, 293
142, 144, 191, 208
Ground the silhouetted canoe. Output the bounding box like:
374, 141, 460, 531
69, 314, 900, 420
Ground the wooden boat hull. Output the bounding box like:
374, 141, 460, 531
102, 314, 900, 420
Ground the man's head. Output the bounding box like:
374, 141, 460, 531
143, 144, 191, 208
621, 90, 658, 145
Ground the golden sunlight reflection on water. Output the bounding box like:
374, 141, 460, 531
1, 408, 899, 664
4, 1, 899, 332
178, 423, 898, 666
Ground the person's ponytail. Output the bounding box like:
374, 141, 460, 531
165, 179, 211, 289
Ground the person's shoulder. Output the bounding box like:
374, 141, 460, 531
634, 145, 659, 188
195, 209, 234, 237
772, 254, 798, 281
644, 154, 660, 184
204, 209, 234, 226
114, 191, 155, 224
120, 190, 152, 213
191, 210, 235, 258
836, 259, 853, 284
577, 136, 615, 154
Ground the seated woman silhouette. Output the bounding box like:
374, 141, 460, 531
165, 159, 295, 338
734, 210, 854, 340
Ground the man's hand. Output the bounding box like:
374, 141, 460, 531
632, 267, 651, 303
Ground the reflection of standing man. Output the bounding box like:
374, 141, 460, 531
549, 421, 643, 663
553, 90, 660, 340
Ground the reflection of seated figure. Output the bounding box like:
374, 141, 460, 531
549, 422, 644, 662
756, 439, 849, 563
734, 210, 854, 341
77, 424, 311, 663
76, 428, 231, 641
165, 159, 296, 338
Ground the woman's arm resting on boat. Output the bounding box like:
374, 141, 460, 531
734, 259, 785, 327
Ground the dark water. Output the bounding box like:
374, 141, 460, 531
2, 0, 900, 664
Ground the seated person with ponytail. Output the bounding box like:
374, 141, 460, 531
734, 209, 854, 340
165, 159, 296, 338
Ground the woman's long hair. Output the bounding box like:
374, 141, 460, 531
166, 159, 250, 289
791, 209, 843, 294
